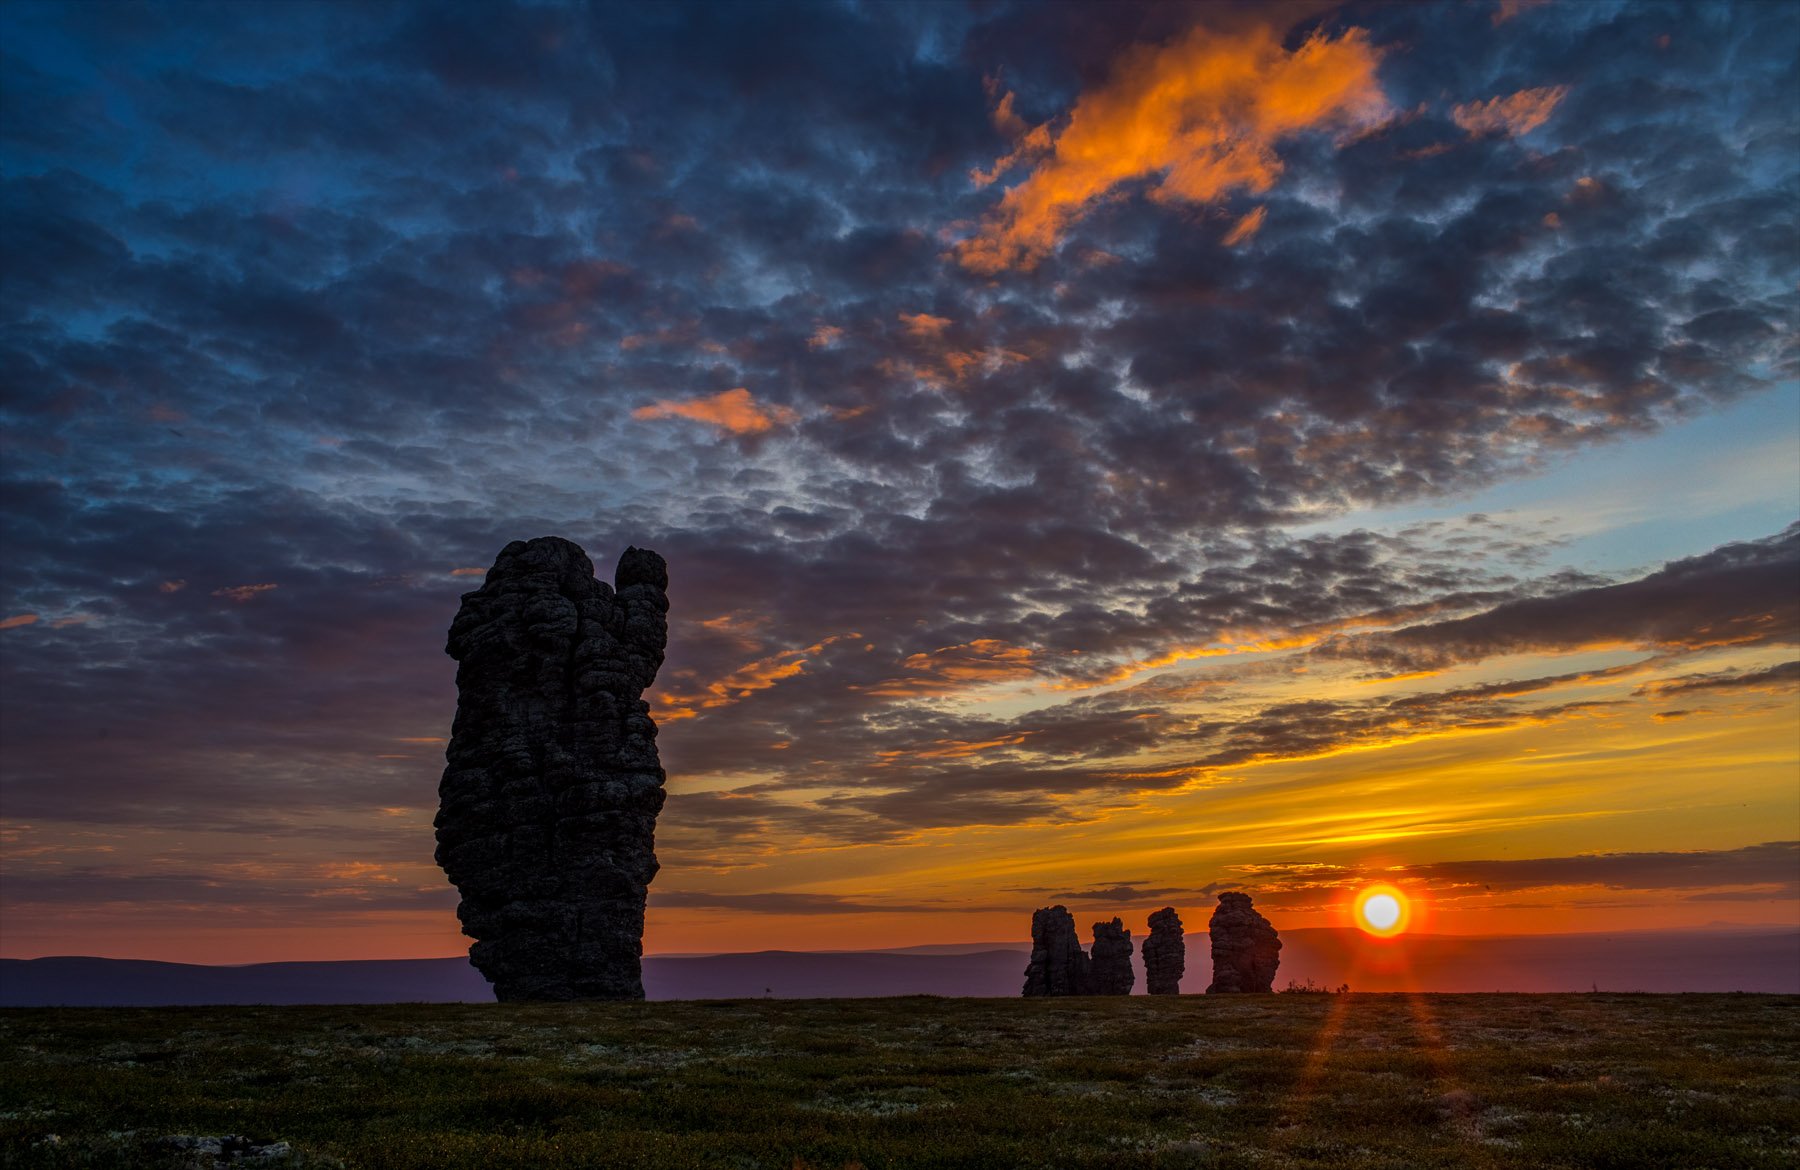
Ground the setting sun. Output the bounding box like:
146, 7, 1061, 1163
1354, 884, 1411, 938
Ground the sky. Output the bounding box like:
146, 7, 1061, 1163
1, 0, 1796, 965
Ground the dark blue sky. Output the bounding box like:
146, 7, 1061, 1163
2, 0, 1795, 958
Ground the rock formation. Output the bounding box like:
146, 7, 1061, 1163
1022, 905, 1090, 995
1204, 891, 1282, 993
435, 537, 669, 1001
1088, 918, 1135, 995
1143, 906, 1185, 995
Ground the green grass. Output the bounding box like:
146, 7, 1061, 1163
4, 994, 1797, 1169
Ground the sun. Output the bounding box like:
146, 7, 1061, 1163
1353, 883, 1411, 938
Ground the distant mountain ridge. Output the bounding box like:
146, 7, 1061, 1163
4, 928, 1795, 1006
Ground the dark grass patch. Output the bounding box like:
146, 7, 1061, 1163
2, 995, 1797, 1169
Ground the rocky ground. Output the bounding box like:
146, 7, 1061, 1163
2, 994, 1796, 1169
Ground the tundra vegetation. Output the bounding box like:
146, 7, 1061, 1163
3, 994, 1796, 1169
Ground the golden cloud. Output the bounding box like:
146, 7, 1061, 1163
653, 633, 861, 721
878, 732, 1035, 761
1451, 85, 1570, 138
867, 638, 1038, 697
632, 387, 798, 435
956, 22, 1388, 272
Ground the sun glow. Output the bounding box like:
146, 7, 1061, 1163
1353, 884, 1411, 937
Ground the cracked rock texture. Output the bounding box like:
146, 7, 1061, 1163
1022, 905, 1089, 996
435, 537, 669, 1001
1143, 906, 1185, 995
1087, 918, 1135, 995
1205, 891, 1282, 993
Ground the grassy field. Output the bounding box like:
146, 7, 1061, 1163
3, 994, 1797, 1169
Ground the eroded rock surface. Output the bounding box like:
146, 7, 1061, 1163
1205, 891, 1282, 994
435, 537, 669, 1001
1143, 906, 1185, 995
1022, 905, 1090, 995
1088, 918, 1135, 995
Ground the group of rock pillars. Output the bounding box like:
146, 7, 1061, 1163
1024, 893, 1282, 997
436, 537, 1285, 1002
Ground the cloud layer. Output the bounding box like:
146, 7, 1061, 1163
1, 0, 1795, 952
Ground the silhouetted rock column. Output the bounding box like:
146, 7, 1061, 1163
1088, 918, 1135, 995
1143, 907, 1185, 995
1205, 892, 1282, 993
435, 537, 670, 1001
1023, 905, 1090, 995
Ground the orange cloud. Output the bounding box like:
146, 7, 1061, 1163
867, 638, 1038, 697
878, 732, 1035, 761
653, 633, 861, 721
1060, 591, 1519, 690
450, 567, 486, 577
971, 121, 1053, 190
1451, 85, 1569, 138
898, 312, 952, 338
807, 325, 844, 350
0, 613, 38, 631
1568, 174, 1606, 202
1222, 205, 1267, 246
1491, 0, 1549, 25
956, 22, 1388, 272
158, 579, 187, 593
212, 584, 278, 603
631, 387, 798, 435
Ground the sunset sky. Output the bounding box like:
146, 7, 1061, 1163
2, 0, 1796, 965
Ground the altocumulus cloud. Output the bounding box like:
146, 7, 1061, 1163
0, 0, 1794, 918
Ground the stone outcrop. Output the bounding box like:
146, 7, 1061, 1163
1022, 905, 1090, 995
1143, 906, 1185, 995
435, 537, 669, 1001
1204, 891, 1282, 993
1088, 918, 1135, 995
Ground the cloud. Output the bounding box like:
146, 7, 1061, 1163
655, 633, 861, 721
649, 890, 941, 914
1491, 0, 1550, 26
1636, 660, 1800, 699
1219, 842, 1800, 902
1321, 526, 1800, 671
0, 613, 39, 630
956, 19, 1389, 271
1, 0, 1796, 946
897, 312, 951, 338
1221, 204, 1266, 246
865, 639, 1037, 697
211, 584, 279, 604
1029, 883, 1200, 904
631, 387, 798, 435
1452, 85, 1570, 137
1412, 843, 1800, 899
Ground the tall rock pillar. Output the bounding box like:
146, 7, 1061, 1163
1143, 906, 1185, 995
435, 537, 669, 1001
1205, 892, 1282, 994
